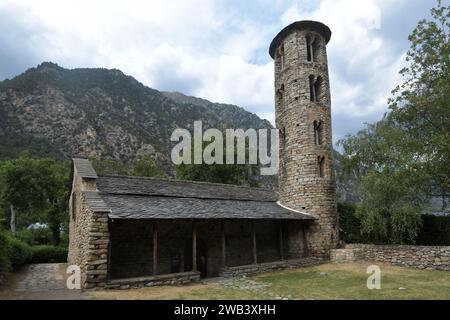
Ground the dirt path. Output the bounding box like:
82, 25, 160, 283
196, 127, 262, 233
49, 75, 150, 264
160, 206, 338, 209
0, 263, 88, 300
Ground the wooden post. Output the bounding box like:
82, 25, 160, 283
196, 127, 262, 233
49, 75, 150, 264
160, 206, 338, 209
252, 222, 257, 264
192, 221, 197, 271
302, 223, 309, 257
279, 223, 284, 260
153, 221, 158, 276
221, 221, 226, 267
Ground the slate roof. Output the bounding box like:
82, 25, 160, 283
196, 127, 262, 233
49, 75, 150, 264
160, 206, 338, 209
72, 158, 98, 179
96, 175, 314, 221
97, 176, 277, 201
104, 194, 311, 220
82, 191, 111, 213
269, 20, 332, 58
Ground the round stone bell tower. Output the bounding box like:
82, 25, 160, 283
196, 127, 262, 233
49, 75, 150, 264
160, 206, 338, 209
269, 21, 338, 257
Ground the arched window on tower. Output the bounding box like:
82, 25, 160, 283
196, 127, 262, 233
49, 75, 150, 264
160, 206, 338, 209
318, 156, 325, 177
275, 45, 285, 73
276, 90, 283, 110
280, 127, 286, 145
313, 121, 323, 145
278, 44, 285, 70
314, 76, 323, 102
276, 84, 285, 110
306, 36, 319, 62
309, 76, 323, 103
309, 75, 315, 102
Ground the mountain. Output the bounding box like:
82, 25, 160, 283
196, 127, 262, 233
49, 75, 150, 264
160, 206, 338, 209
0, 62, 358, 199
0, 62, 272, 175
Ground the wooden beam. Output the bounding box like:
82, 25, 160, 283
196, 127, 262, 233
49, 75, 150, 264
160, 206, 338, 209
153, 221, 158, 276
221, 221, 226, 267
192, 221, 197, 271
279, 223, 284, 260
252, 222, 257, 264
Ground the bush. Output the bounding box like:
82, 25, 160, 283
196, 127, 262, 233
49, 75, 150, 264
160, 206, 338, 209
30, 245, 68, 263
8, 237, 33, 267
14, 229, 34, 246
0, 229, 12, 274
338, 202, 365, 244
417, 215, 450, 246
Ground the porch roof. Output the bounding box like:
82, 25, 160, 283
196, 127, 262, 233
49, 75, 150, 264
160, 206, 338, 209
89, 175, 314, 221
103, 194, 313, 220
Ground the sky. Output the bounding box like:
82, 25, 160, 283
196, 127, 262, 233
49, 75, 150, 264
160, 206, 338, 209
0, 0, 438, 144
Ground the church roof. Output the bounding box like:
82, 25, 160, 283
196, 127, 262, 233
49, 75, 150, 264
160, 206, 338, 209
72, 158, 98, 179
90, 175, 314, 221
269, 20, 332, 58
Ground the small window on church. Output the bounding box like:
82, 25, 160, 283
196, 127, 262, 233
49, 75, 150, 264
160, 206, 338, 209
306, 35, 320, 62
318, 156, 325, 177
306, 36, 313, 62
314, 121, 323, 145
279, 45, 285, 69
280, 127, 286, 144
309, 75, 315, 102
309, 76, 322, 103
314, 76, 323, 102
276, 84, 285, 110
71, 192, 77, 221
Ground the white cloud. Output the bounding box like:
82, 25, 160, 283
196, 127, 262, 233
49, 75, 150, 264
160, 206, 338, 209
279, 0, 410, 140
0, 0, 422, 142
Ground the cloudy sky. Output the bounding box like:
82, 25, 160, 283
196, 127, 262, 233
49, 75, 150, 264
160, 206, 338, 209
0, 0, 436, 144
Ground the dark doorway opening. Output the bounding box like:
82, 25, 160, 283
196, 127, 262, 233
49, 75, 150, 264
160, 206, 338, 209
184, 238, 208, 277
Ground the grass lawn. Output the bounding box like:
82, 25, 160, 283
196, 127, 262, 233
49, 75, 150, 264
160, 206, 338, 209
89, 262, 450, 300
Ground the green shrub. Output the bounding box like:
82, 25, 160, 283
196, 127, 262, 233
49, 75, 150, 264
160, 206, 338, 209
0, 230, 12, 273
14, 229, 34, 246
14, 227, 53, 246
8, 237, 33, 267
338, 202, 365, 244
417, 215, 450, 245
29, 227, 53, 245
0, 218, 7, 229
30, 245, 68, 263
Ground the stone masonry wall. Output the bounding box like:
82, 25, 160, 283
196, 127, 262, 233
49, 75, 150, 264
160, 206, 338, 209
273, 25, 338, 258
68, 169, 110, 289
331, 244, 450, 271
220, 257, 325, 277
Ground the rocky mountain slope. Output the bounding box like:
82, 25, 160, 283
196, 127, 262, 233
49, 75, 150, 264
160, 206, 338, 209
0, 62, 271, 174
0, 62, 357, 200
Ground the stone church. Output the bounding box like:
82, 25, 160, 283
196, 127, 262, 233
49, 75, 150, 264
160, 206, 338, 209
68, 20, 339, 289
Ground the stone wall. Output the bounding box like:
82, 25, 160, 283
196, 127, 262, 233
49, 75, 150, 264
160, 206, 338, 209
68, 168, 110, 289
331, 244, 450, 271
105, 271, 201, 289
273, 23, 338, 258
220, 257, 325, 277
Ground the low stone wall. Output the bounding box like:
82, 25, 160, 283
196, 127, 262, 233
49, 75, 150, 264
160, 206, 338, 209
220, 257, 325, 278
105, 271, 201, 289
331, 244, 450, 271
330, 248, 359, 263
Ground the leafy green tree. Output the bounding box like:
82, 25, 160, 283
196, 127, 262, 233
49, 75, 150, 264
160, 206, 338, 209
176, 135, 260, 186
0, 153, 69, 244
132, 156, 166, 178
90, 158, 129, 176
339, 1, 449, 244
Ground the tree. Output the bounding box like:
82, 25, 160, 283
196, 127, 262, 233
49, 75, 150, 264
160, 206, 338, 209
0, 153, 69, 244
339, 1, 449, 244
132, 156, 166, 178
175, 134, 260, 186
